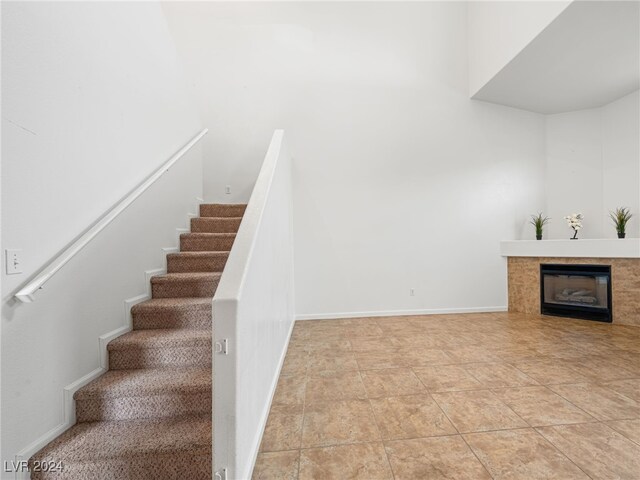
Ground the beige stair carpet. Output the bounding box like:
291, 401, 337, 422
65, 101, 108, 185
29, 204, 246, 480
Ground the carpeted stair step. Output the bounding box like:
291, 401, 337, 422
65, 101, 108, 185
131, 298, 212, 330
74, 367, 211, 422
190, 217, 242, 233
29, 416, 211, 480
180, 232, 236, 252
27, 204, 250, 478
151, 272, 222, 298
108, 329, 211, 370
199, 203, 246, 218
166, 251, 229, 274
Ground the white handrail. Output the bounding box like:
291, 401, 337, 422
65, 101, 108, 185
14, 128, 208, 303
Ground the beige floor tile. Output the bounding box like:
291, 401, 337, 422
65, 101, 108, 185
375, 317, 416, 329
492, 386, 595, 426
285, 343, 310, 356
464, 428, 588, 479
603, 378, 640, 402
273, 375, 306, 406
413, 365, 483, 392
301, 399, 380, 448
343, 324, 385, 337
304, 370, 367, 404
355, 351, 407, 370
258, 314, 640, 475
463, 362, 538, 388
307, 351, 359, 373
377, 322, 430, 337
281, 352, 310, 376
511, 359, 589, 385
289, 331, 310, 343
397, 333, 448, 349
609, 351, 640, 376
252, 450, 300, 480
432, 336, 475, 350
396, 348, 454, 367
444, 346, 503, 364
350, 337, 402, 352
305, 339, 352, 354
260, 405, 304, 452
539, 348, 590, 361
334, 318, 381, 329
299, 327, 347, 341
606, 418, 640, 445
299, 442, 393, 480
361, 368, 427, 398
537, 422, 640, 479
566, 357, 638, 382
384, 436, 491, 479
549, 383, 640, 420
610, 338, 640, 354
432, 390, 527, 433
494, 346, 542, 363
370, 394, 457, 440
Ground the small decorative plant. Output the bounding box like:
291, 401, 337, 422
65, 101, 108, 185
609, 207, 632, 239
564, 213, 583, 240
529, 213, 550, 240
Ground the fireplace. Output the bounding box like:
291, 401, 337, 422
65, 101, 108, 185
540, 264, 612, 322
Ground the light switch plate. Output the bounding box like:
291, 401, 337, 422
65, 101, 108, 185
5, 249, 23, 275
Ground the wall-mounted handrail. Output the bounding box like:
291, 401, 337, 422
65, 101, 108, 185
14, 128, 208, 303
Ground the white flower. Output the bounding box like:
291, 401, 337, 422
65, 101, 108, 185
565, 212, 583, 230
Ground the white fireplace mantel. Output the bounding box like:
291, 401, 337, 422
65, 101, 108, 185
500, 239, 640, 258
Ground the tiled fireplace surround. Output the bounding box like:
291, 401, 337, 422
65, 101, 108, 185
508, 257, 640, 327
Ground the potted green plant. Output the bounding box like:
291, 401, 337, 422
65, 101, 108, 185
530, 213, 550, 240
609, 207, 632, 239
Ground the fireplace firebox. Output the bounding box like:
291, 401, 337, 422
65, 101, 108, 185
540, 264, 612, 323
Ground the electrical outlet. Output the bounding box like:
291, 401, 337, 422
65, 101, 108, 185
410, 288, 415, 296
5, 249, 23, 275
225, 185, 231, 194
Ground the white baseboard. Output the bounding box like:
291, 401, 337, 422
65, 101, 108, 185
162, 247, 179, 271
175, 227, 189, 252
295, 306, 508, 321
144, 268, 165, 297
99, 324, 133, 370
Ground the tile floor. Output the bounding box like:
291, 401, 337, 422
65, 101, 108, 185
252, 312, 640, 479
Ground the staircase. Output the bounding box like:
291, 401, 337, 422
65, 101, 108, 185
29, 204, 246, 480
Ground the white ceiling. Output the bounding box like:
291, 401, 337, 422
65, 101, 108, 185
472, 1, 640, 114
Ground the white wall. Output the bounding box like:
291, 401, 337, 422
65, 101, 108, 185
163, 2, 547, 319
1, 1, 202, 469
545, 108, 603, 239
602, 90, 640, 238
468, 0, 571, 97
545, 90, 640, 239
213, 131, 294, 480
2, 1, 202, 295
